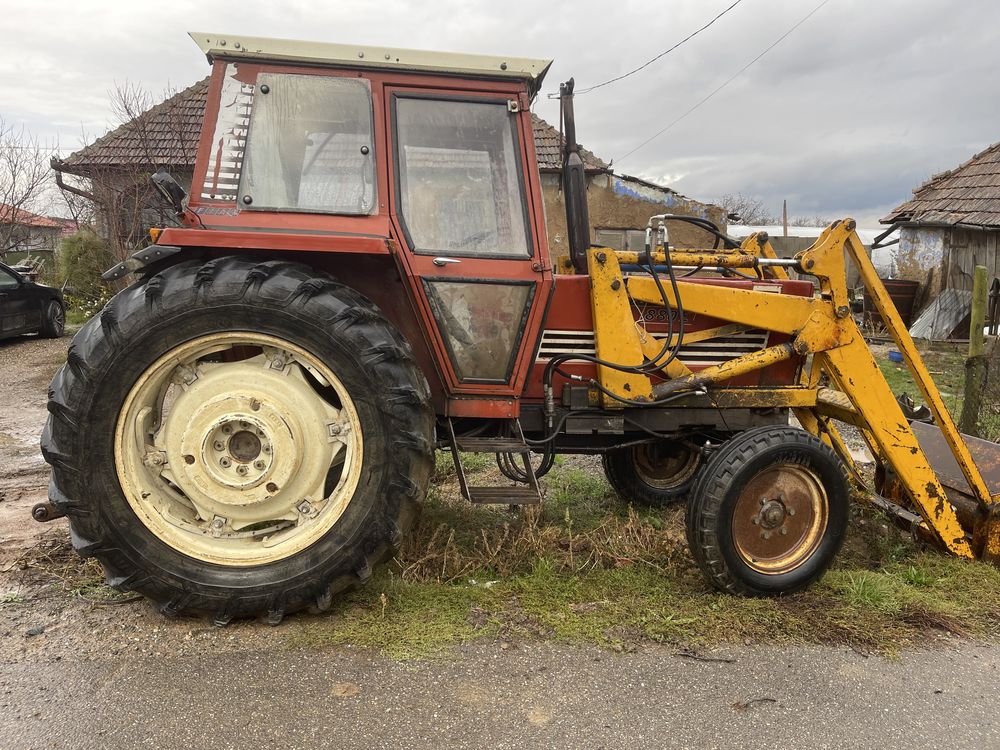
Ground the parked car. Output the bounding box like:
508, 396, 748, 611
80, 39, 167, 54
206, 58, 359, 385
0, 261, 64, 340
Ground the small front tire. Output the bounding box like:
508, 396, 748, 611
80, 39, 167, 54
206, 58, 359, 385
685, 425, 849, 595
602, 441, 702, 507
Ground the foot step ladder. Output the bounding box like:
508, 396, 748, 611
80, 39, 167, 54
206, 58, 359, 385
445, 418, 543, 505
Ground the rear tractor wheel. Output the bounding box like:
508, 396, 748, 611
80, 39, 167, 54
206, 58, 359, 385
42, 258, 433, 623
602, 441, 703, 507
685, 426, 849, 595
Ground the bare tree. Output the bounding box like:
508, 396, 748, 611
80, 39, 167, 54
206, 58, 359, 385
54, 81, 193, 262
715, 193, 776, 225
0, 118, 55, 258
789, 214, 833, 228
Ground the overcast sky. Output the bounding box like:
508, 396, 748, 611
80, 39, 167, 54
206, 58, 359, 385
3, 0, 998, 227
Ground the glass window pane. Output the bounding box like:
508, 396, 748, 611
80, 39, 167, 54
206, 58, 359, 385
240, 73, 375, 214
626, 230, 648, 251
595, 229, 625, 251
423, 280, 533, 381
396, 98, 530, 257
0, 268, 19, 289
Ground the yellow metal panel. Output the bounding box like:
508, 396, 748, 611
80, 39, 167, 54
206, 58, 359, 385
587, 249, 653, 407
626, 277, 817, 335
842, 230, 996, 508
819, 342, 973, 558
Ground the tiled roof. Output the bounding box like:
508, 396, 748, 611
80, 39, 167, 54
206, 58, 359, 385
57, 77, 609, 175
57, 78, 210, 174
883, 141, 1000, 227
0, 204, 64, 229
529, 113, 608, 172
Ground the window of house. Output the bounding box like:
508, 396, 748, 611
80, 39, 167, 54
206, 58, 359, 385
595, 228, 648, 252
239, 73, 376, 214
394, 97, 531, 258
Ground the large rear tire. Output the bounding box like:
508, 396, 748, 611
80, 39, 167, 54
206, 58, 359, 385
42, 257, 434, 623
685, 426, 849, 595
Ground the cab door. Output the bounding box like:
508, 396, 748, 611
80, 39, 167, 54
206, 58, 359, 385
385, 87, 552, 415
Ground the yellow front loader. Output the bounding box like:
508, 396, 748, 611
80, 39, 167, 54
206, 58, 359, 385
585, 217, 1000, 574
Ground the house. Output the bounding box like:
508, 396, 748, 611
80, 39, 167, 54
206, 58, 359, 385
52, 78, 724, 259
0, 204, 74, 263
882, 141, 1000, 303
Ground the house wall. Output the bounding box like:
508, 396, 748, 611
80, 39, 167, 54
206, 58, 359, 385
896, 226, 1000, 297
941, 226, 1000, 294
540, 173, 725, 258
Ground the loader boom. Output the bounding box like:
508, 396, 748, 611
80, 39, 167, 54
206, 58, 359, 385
586, 218, 999, 560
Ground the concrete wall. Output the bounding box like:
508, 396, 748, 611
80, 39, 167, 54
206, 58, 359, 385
540, 172, 725, 258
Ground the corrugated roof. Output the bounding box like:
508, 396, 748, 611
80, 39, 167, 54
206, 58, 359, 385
908, 288, 972, 340
58, 77, 608, 175
883, 141, 1000, 227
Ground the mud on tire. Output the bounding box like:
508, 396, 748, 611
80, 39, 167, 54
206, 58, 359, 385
42, 257, 434, 623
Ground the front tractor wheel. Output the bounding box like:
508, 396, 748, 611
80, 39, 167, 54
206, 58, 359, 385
42, 258, 433, 623
685, 426, 849, 596
602, 441, 703, 507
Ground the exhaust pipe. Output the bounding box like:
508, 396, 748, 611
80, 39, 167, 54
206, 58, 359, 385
560, 79, 591, 274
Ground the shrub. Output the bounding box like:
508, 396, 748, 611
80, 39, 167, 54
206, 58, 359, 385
57, 228, 114, 302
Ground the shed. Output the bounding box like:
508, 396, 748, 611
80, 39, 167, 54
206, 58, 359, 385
882, 141, 1000, 309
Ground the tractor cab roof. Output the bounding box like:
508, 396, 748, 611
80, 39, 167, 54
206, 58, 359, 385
190, 32, 553, 98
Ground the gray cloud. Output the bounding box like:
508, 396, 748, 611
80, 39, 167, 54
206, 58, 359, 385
2, 0, 997, 227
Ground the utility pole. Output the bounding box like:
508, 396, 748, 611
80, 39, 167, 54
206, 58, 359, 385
782, 199, 788, 237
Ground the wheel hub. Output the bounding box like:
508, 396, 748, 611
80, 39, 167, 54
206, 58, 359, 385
115, 334, 363, 566
732, 464, 828, 574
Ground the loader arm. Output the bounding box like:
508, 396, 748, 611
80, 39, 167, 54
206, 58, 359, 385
589, 219, 1000, 562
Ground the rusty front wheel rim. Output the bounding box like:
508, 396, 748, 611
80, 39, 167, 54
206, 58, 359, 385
731, 463, 828, 574
632, 442, 700, 490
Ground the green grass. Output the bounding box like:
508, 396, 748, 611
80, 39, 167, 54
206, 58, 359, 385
875, 341, 967, 415
281, 454, 1000, 659
22, 403, 1000, 659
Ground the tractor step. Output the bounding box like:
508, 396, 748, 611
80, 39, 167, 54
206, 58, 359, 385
466, 486, 541, 505
445, 418, 543, 505
453, 436, 531, 453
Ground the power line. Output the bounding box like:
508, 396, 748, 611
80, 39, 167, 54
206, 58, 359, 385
616, 0, 833, 164
575, 0, 746, 95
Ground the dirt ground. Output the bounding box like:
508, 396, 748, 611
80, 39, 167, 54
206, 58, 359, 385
0, 333, 68, 573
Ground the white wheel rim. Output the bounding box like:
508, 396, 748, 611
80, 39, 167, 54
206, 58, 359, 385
114, 333, 363, 566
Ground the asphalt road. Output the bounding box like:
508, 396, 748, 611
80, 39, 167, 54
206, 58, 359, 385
2, 640, 997, 749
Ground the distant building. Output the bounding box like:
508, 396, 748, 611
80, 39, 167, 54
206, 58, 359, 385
0, 204, 75, 262
53, 78, 725, 258
882, 141, 1000, 302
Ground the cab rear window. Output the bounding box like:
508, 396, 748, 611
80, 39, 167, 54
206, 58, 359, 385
239, 73, 376, 215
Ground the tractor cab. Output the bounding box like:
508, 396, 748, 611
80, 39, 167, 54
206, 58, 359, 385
164, 33, 556, 413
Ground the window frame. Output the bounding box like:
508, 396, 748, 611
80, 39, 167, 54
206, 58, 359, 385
390, 92, 535, 261
236, 71, 378, 216
420, 276, 536, 384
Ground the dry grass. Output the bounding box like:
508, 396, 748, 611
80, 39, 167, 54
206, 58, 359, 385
13, 454, 1000, 659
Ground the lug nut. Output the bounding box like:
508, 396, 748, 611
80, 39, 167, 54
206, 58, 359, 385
780, 527, 788, 535
220, 457, 231, 468
760, 497, 767, 506
222, 425, 232, 434
254, 460, 266, 470
250, 400, 261, 411
787, 508, 796, 517
761, 531, 770, 540
236, 465, 249, 476
263, 445, 272, 454
214, 441, 224, 451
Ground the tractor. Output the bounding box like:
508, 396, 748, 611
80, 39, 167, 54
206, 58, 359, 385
39, 32, 1000, 624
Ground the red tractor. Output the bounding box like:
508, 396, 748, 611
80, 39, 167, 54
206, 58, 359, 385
44, 32, 959, 624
